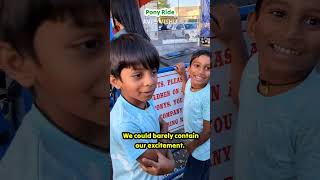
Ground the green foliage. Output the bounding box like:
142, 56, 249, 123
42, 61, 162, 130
158, 0, 170, 8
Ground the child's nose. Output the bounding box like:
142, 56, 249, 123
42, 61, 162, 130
199, 67, 206, 75
144, 74, 156, 86
284, 20, 302, 40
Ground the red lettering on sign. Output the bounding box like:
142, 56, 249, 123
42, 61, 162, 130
212, 83, 221, 102
213, 48, 233, 69
160, 108, 183, 119
214, 117, 223, 133
214, 51, 224, 68
223, 145, 231, 161
212, 145, 232, 166
225, 48, 231, 64
214, 113, 232, 133
167, 77, 182, 86
212, 148, 221, 166
168, 119, 179, 127
173, 97, 183, 105
224, 113, 232, 130
157, 81, 165, 88
155, 101, 171, 110
172, 88, 179, 95
153, 90, 170, 101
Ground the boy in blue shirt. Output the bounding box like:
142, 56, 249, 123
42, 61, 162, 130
213, 1, 320, 179
175, 50, 211, 180
110, 33, 175, 180
0, 0, 109, 179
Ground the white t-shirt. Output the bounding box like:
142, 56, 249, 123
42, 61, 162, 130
110, 95, 163, 180
0, 105, 109, 180
183, 79, 211, 161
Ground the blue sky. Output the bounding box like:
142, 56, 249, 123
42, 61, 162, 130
168, 0, 200, 7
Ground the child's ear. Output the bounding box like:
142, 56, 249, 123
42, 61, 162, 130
247, 12, 258, 42
0, 42, 37, 88
110, 75, 121, 89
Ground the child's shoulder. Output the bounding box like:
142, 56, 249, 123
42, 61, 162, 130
110, 96, 145, 123
199, 81, 211, 95
0, 107, 41, 178
184, 78, 192, 92
243, 53, 259, 76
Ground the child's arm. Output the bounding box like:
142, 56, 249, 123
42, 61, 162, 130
212, 4, 249, 108
140, 150, 175, 176
159, 116, 169, 143
136, 117, 174, 175
117, 121, 175, 175
137, 117, 168, 162
137, 148, 175, 175
175, 63, 187, 94
185, 120, 211, 154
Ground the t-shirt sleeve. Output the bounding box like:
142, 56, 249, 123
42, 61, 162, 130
202, 87, 210, 121
115, 122, 149, 165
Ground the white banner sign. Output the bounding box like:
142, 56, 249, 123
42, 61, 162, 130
153, 70, 185, 132
211, 28, 257, 180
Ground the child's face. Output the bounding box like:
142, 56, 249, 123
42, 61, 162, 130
112, 66, 158, 108
31, 14, 107, 126
188, 55, 211, 89
249, 0, 320, 76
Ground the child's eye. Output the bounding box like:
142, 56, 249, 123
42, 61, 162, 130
304, 17, 320, 26
270, 10, 286, 18
80, 39, 104, 50
193, 64, 200, 68
133, 73, 142, 78
152, 70, 158, 75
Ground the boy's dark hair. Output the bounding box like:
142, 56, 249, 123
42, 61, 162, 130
0, 0, 107, 58
190, 50, 211, 65
111, 0, 150, 41
255, 0, 263, 15
110, 33, 160, 80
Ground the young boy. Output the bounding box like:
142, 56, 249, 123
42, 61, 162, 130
175, 50, 211, 180
0, 0, 109, 179
110, 33, 175, 180
213, 1, 320, 179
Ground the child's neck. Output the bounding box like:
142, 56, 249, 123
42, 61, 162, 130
122, 94, 149, 110
190, 82, 208, 92
258, 80, 303, 96
258, 69, 311, 96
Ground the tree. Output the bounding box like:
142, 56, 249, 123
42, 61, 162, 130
158, 0, 170, 8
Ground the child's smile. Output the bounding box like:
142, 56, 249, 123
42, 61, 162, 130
248, 0, 320, 83
192, 74, 207, 84
270, 43, 301, 56
188, 55, 211, 90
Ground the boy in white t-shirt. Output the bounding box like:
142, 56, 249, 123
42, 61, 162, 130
0, 0, 109, 179
175, 50, 211, 180
110, 33, 175, 180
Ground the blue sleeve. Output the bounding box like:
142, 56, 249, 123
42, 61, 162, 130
114, 122, 149, 165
